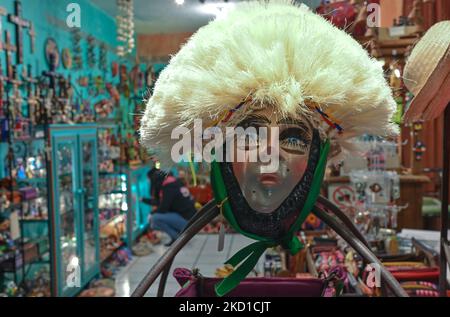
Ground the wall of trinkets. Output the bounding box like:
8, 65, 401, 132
213, 0, 448, 298
0, 0, 156, 297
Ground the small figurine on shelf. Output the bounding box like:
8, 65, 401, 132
94, 99, 114, 118
16, 158, 27, 180
0, 215, 14, 255
119, 138, 128, 165
5, 281, 19, 297
0, 192, 11, 210
119, 65, 130, 98
26, 157, 36, 179
13, 119, 31, 140
106, 83, 120, 105
35, 151, 46, 177
126, 134, 142, 167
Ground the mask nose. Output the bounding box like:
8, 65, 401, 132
258, 127, 282, 173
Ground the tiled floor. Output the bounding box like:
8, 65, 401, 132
115, 234, 263, 297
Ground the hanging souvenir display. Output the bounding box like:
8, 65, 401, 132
118, 64, 130, 97
129, 65, 137, 92
126, 133, 141, 167
350, 171, 399, 206
413, 121, 423, 133
72, 28, 83, 70
98, 128, 120, 172
94, 99, 114, 118
106, 83, 120, 104
3, 31, 17, 79
348, 1, 368, 37
145, 64, 156, 90
129, 65, 144, 94
73, 99, 95, 123
62, 48, 73, 69
44, 38, 60, 68
0, 7, 6, 36
22, 65, 40, 126
111, 62, 119, 77
78, 76, 89, 87
316, 1, 357, 30
87, 35, 97, 68
116, 0, 135, 57
413, 141, 426, 161
28, 22, 36, 54
133, 101, 143, 130
9, 66, 32, 140
8, 0, 31, 65
99, 42, 108, 71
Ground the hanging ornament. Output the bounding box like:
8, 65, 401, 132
87, 35, 97, 68
45, 38, 60, 68
146, 65, 155, 89
72, 28, 83, 70
62, 48, 73, 69
413, 141, 426, 161
99, 42, 107, 71
112, 62, 119, 77
413, 121, 423, 132
316, 1, 357, 30
116, 0, 135, 57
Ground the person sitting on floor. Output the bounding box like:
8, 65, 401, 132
142, 170, 196, 247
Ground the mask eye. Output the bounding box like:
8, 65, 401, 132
236, 128, 259, 150
280, 128, 309, 155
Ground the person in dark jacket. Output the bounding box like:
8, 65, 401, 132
143, 170, 196, 246
145, 167, 166, 206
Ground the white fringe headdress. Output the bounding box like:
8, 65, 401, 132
140, 0, 398, 166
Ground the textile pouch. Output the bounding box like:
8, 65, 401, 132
173, 268, 331, 297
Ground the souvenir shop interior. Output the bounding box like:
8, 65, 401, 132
0, 0, 449, 298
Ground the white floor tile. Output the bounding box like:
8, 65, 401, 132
116, 234, 269, 297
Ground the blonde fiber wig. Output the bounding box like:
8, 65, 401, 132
140, 0, 398, 165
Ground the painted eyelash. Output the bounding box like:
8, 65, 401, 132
280, 138, 308, 149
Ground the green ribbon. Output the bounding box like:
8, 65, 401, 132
211, 139, 330, 297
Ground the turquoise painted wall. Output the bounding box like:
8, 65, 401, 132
0, 0, 134, 83
0, 0, 147, 177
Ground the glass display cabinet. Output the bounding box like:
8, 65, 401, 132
48, 125, 99, 297
98, 166, 150, 252
125, 166, 151, 247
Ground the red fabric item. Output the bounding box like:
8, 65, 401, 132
173, 268, 326, 297
391, 268, 439, 282
162, 175, 177, 186
316, 1, 356, 29
189, 185, 213, 205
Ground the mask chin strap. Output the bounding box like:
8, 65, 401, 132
210, 139, 331, 297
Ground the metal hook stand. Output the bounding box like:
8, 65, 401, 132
131, 196, 408, 297
132, 200, 218, 297
154, 195, 372, 297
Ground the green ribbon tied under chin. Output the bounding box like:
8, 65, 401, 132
210, 139, 330, 297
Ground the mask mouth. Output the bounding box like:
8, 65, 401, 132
258, 173, 282, 187
219, 129, 322, 240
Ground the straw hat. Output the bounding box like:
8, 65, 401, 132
403, 21, 450, 123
